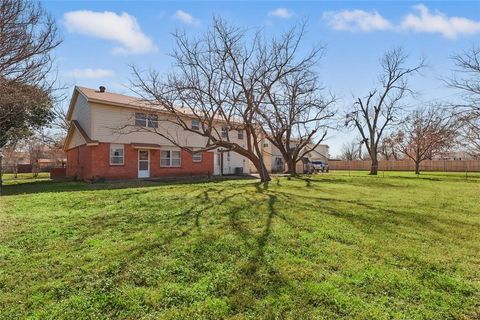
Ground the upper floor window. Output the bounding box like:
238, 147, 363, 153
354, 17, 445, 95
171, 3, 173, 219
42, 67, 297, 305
135, 112, 158, 128
161, 150, 181, 167
110, 144, 124, 165
237, 129, 244, 140
191, 120, 200, 130
221, 126, 228, 138
135, 112, 147, 127
263, 141, 269, 148
147, 114, 158, 128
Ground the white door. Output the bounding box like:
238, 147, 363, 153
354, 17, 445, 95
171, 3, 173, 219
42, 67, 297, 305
138, 150, 150, 178
213, 152, 220, 175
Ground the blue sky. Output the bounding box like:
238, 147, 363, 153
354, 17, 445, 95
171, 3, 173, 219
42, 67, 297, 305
43, 1, 480, 156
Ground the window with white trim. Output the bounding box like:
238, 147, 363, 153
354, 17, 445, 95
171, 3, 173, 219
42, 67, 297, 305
161, 150, 181, 167
263, 141, 269, 148
110, 144, 124, 165
135, 112, 158, 128
192, 152, 202, 162
135, 113, 147, 127
147, 114, 158, 128
237, 129, 244, 140
221, 126, 228, 138
191, 120, 200, 130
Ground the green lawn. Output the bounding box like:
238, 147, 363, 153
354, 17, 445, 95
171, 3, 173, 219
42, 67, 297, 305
1, 172, 479, 319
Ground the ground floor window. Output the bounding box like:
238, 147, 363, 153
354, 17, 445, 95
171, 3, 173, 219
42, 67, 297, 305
193, 152, 202, 162
161, 150, 181, 167
110, 144, 124, 165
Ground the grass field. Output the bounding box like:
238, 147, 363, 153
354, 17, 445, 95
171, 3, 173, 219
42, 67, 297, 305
1, 172, 479, 319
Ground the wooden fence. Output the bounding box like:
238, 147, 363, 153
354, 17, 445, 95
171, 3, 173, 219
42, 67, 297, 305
328, 160, 480, 172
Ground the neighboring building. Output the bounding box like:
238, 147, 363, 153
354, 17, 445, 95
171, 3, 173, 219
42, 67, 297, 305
251, 138, 330, 174
63, 86, 250, 180
257, 138, 285, 173
2, 145, 66, 173
304, 144, 329, 163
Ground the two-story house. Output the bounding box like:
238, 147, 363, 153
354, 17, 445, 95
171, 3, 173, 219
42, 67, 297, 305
64, 86, 330, 180
63, 86, 250, 180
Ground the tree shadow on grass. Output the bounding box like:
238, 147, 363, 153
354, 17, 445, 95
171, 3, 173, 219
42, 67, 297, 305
5, 174, 479, 319
271, 188, 480, 242
2, 176, 256, 196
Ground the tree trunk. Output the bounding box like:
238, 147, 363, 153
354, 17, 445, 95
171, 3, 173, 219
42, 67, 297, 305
415, 161, 420, 175
0, 153, 3, 196
250, 156, 271, 183
252, 139, 271, 183
258, 160, 271, 182
370, 155, 378, 175
285, 158, 297, 175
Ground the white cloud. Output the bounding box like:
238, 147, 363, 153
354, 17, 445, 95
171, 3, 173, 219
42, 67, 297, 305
64, 10, 157, 54
67, 68, 114, 79
173, 10, 199, 25
400, 4, 480, 39
268, 8, 293, 19
323, 9, 393, 32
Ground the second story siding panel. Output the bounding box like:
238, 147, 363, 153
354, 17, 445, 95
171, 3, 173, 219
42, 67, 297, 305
90, 103, 212, 147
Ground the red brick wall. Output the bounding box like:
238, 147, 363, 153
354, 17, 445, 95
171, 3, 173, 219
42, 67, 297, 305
66, 143, 214, 180
66, 145, 90, 179
50, 167, 67, 180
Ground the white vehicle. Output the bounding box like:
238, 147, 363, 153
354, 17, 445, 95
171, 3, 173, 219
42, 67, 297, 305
310, 160, 329, 173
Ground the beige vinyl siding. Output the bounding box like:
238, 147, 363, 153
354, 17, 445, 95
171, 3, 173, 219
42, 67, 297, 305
68, 128, 87, 149
90, 103, 203, 146
71, 93, 92, 137
90, 103, 248, 148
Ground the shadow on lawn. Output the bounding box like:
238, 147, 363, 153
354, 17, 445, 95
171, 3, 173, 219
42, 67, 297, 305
1, 175, 256, 196
76, 182, 291, 313
12, 178, 478, 318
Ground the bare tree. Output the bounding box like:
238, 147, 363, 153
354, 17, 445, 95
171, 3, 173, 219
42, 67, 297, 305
0, 0, 60, 84
458, 111, 480, 159
260, 66, 336, 175
378, 132, 402, 160
447, 45, 480, 109
131, 18, 322, 182
339, 140, 360, 160
345, 48, 425, 175
447, 46, 480, 158
393, 107, 458, 174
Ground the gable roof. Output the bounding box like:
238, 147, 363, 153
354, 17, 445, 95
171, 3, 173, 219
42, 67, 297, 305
65, 86, 243, 125
66, 86, 158, 121
76, 86, 151, 109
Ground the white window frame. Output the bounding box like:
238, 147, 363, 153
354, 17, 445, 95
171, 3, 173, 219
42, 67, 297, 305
221, 126, 228, 138
147, 114, 158, 128
237, 129, 244, 140
263, 141, 269, 148
110, 144, 124, 165
135, 112, 147, 127
191, 120, 200, 130
192, 152, 202, 162
160, 150, 181, 167
135, 112, 158, 128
